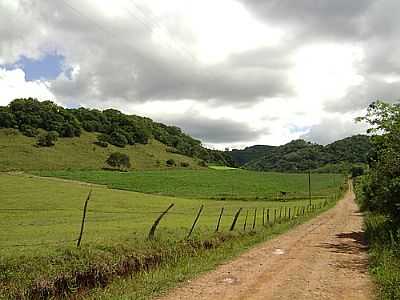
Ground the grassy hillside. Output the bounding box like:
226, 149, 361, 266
35, 169, 345, 200
0, 129, 200, 171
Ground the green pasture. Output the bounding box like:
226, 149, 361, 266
0, 173, 333, 257
34, 169, 345, 200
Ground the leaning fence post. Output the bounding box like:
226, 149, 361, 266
187, 205, 204, 239
252, 208, 257, 230
267, 208, 270, 225
148, 203, 174, 240
243, 210, 249, 231
230, 208, 242, 231
215, 207, 224, 232
288, 207, 291, 220
262, 208, 265, 226
274, 209, 277, 224
77, 190, 92, 248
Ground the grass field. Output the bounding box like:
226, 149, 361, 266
34, 169, 345, 200
0, 171, 345, 299
0, 129, 199, 171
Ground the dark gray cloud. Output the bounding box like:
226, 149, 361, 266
326, 79, 400, 113
159, 114, 267, 144
239, 0, 374, 41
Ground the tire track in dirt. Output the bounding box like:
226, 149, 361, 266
158, 186, 375, 300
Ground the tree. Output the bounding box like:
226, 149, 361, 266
356, 101, 400, 222
37, 131, 59, 147
106, 152, 131, 170
166, 159, 176, 167
108, 131, 128, 147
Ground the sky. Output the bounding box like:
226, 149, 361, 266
0, 0, 399, 149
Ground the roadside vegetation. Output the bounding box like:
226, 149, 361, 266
354, 101, 400, 299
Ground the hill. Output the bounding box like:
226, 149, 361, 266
227, 135, 372, 172
0, 98, 233, 170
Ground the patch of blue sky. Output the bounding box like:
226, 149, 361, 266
1, 53, 70, 81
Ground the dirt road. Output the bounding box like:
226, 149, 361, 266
159, 188, 374, 300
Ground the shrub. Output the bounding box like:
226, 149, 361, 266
36, 131, 58, 147
180, 162, 190, 168
20, 125, 39, 137
94, 134, 109, 147
106, 152, 131, 170
166, 159, 176, 167
108, 131, 128, 147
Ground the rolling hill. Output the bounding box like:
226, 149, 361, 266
0, 98, 233, 171
227, 135, 372, 172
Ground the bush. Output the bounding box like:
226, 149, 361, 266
20, 125, 39, 137
166, 159, 176, 167
106, 152, 131, 170
108, 131, 128, 147
180, 162, 190, 168
36, 131, 58, 147
94, 134, 109, 147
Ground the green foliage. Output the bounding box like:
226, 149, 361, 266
361, 212, 400, 300
356, 101, 400, 223
228, 135, 372, 173
36, 131, 59, 147
5, 98, 81, 138
351, 165, 365, 178
166, 158, 176, 166
106, 152, 131, 170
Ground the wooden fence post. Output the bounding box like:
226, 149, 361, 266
230, 208, 242, 231
148, 203, 174, 240
252, 208, 257, 230
215, 207, 224, 232
77, 190, 92, 248
262, 208, 265, 226
187, 205, 204, 239
243, 210, 249, 231
288, 207, 291, 220
267, 208, 270, 225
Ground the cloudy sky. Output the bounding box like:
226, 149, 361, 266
1, 0, 399, 149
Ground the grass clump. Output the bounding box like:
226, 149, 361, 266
364, 214, 400, 299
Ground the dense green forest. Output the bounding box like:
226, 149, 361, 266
0, 98, 233, 165
227, 135, 372, 173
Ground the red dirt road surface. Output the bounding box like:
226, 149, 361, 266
159, 187, 375, 300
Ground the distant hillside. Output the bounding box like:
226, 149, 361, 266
227, 135, 372, 172
0, 98, 233, 170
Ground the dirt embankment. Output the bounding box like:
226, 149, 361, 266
159, 188, 375, 300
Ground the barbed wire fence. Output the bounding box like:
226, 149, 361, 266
0, 187, 344, 250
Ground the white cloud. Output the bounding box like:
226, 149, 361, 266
0, 68, 55, 106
